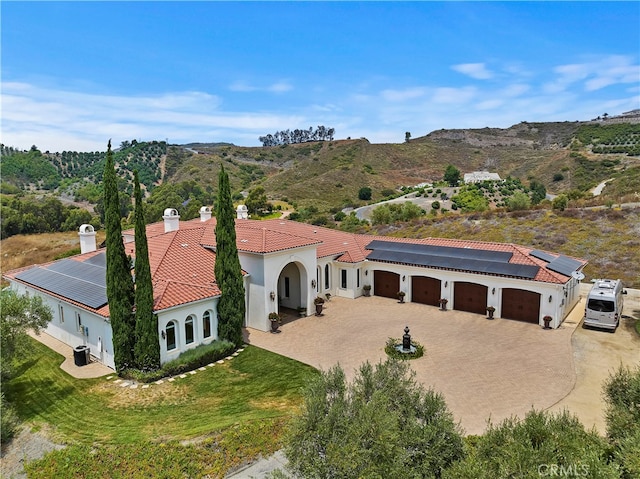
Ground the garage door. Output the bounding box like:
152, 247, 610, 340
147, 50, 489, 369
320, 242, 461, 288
374, 271, 400, 299
454, 282, 488, 315
412, 276, 441, 306
502, 289, 541, 323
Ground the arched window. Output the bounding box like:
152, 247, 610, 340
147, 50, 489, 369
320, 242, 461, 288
185, 316, 195, 344
166, 321, 177, 351
203, 311, 212, 339
324, 264, 330, 290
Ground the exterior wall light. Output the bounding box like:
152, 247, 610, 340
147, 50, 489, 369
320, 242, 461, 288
548, 295, 553, 303
311, 279, 317, 288
270, 291, 276, 301
492, 287, 496, 295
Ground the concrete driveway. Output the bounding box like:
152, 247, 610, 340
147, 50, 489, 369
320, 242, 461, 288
245, 295, 583, 436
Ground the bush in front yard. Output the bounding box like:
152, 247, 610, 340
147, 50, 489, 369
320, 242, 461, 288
123, 340, 236, 382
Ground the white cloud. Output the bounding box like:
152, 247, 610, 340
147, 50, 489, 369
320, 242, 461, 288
0, 82, 302, 151
545, 55, 640, 93
451, 63, 494, 80
228, 80, 293, 93
267, 81, 293, 93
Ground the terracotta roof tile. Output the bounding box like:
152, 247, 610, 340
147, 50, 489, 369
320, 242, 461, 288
4, 215, 587, 319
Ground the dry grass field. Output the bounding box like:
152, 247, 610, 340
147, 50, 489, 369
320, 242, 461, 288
1, 230, 106, 279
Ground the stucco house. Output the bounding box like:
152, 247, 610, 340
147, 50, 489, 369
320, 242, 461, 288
4, 206, 587, 371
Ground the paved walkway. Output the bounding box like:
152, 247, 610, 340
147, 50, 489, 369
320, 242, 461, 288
29, 331, 114, 378
245, 295, 582, 436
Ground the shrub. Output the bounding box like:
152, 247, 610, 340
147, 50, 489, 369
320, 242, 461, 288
122, 340, 235, 382
384, 337, 425, 360
358, 186, 372, 201
553, 173, 564, 181
285, 359, 463, 478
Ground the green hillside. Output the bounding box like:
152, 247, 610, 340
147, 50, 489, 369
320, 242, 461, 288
168, 121, 640, 213
1, 121, 639, 221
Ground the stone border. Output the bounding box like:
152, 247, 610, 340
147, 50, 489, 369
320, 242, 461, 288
104, 346, 247, 389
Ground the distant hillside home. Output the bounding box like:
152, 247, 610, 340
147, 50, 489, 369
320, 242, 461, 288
4, 206, 587, 371
464, 171, 502, 183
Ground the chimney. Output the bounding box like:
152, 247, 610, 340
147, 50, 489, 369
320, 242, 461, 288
78, 224, 97, 254
236, 204, 248, 220
163, 208, 180, 233
199, 206, 212, 222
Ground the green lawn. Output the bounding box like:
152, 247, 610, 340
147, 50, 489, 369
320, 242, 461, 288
6, 338, 318, 477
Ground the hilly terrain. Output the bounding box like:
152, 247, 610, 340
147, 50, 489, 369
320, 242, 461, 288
2, 117, 639, 208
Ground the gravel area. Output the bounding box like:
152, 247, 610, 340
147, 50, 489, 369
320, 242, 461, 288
0, 427, 65, 479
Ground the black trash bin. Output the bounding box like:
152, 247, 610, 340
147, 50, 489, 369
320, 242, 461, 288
73, 345, 90, 366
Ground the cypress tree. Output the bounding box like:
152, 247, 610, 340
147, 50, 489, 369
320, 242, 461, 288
214, 165, 245, 346
133, 171, 160, 370
104, 140, 135, 371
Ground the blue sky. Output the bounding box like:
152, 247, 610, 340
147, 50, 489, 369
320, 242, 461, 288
2, 1, 639, 152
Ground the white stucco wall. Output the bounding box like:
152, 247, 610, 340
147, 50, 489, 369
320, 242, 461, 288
7, 281, 116, 369
362, 262, 581, 328
157, 297, 219, 365
241, 246, 318, 332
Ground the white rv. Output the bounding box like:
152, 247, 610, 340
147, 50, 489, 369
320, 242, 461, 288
583, 279, 626, 331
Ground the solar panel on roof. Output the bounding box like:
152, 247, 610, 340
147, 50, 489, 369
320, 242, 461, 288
366, 249, 539, 279
47, 259, 106, 288
366, 240, 513, 263
15, 266, 108, 309
83, 252, 106, 268
546, 255, 583, 277
530, 250, 556, 263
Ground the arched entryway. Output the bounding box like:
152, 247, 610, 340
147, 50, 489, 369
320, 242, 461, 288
501, 288, 541, 323
276, 261, 309, 316
454, 282, 488, 315
411, 276, 441, 306
373, 270, 400, 299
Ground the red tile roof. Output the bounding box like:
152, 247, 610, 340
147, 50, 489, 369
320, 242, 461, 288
4, 215, 587, 320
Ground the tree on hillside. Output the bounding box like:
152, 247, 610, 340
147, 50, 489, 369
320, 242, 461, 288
214, 165, 245, 347
552, 194, 569, 211
0, 289, 52, 380
358, 186, 372, 201
284, 359, 464, 478
507, 191, 531, 211
451, 185, 488, 213
104, 140, 136, 371
259, 126, 335, 146
529, 180, 547, 205
245, 186, 271, 216
405, 131, 411, 142
133, 171, 160, 370
444, 165, 461, 187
